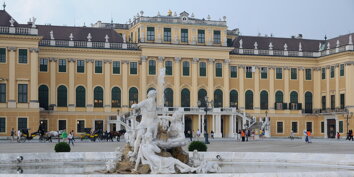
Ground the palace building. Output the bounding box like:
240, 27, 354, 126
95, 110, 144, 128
0, 8, 353, 138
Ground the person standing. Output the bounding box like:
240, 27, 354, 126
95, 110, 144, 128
11, 128, 15, 142
61, 129, 68, 142
68, 131, 74, 146
337, 132, 340, 140
17, 129, 22, 143
303, 130, 308, 143
196, 129, 201, 140
241, 130, 245, 142
210, 130, 214, 139
187, 130, 192, 141
306, 130, 312, 143
290, 130, 294, 140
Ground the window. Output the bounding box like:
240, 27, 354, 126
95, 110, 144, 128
147, 27, 155, 41
58, 120, 66, 130
95, 120, 104, 131
275, 91, 283, 103
0, 84, 5, 103
321, 96, 326, 110
0, 118, 5, 132
77, 60, 85, 73
76, 86, 85, 107
305, 92, 313, 113
230, 90, 238, 108
291, 68, 297, 80
38, 85, 49, 110
331, 95, 335, 110
130, 62, 137, 74
164, 88, 174, 107
290, 91, 298, 103
59, 59, 66, 72
322, 68, 326, 79
18, 118, 27, 130
94, 87, 103, 107
183, 61, 190, 76
18, 49, 27, 63
164, 28, 171, 42
95, 61, 102, 73
260, 91, 268, 110
306, 122, 312, 132
57, 85, 67, 107
40, 59, 48, 72
215, 63, 222, 77
165, 61, 172, 75
245, 90, 253, 109
339, 121, 343, 133
330, 66, 334, 78
305, 69, 311, 80
340, 64, 344, 76
199, 62, 206, 76
213, 30, 221, 44
291, 122, 298, 133
149, 60, 156, 75
77, 120, 85, 133
198, 89, 207, 107
340, 94, 345, 109
181, 29, 188, 43
321, 122, 324, 133
246, 66, 252, 78
113, 61, 120, 74
277, 122, 283, 133
112, 87, 121, 108
230, 66, 237, 78
0, 48, 5, 63
198, 30, 205, 43
261, 67, 267, 79
129, 87, 138, 107
276, 68, 282, 79
214, 89, 223, 108
18, 84, 27, 103
181, 88, 190, 107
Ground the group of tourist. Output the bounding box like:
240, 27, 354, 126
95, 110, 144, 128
185, 129, 215, 141
346, 130, 354, 141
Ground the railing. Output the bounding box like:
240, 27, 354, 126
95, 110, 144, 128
39, 39, 138, 50
0, 26, 38, 35
130, 16, 227, 27
0, 26, 9, 33
313, 108, 347, 114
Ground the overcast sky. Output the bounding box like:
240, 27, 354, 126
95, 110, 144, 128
3, 0, 354, 39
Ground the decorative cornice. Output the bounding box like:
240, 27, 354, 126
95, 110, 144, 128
335, 64, 340, 67
224, 59, 230, 64
49, 58, 57, 62
122, 60, 129, 64
268, 66, 275, 70
29, 48, 39, 53
174, 57, 181, 62
283, 66, 290, 70
326, 65, 330, 69
140, 56, 147, 62
298, 66, 305, 70
192, 58, 199, 63
238, 65, 245, 69
208, 58, 215, 63
158, 56, 164, 62
104, 59, 112, 64
85, 59, 94, 63
7, 47, 16, 51
68, 58, 76, 62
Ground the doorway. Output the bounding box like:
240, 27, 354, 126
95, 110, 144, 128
327, 119, 336, 138
184, 117, 192, 136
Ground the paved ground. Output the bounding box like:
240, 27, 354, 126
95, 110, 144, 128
1, 138, 354, 154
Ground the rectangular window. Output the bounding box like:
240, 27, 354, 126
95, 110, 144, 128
276, 68, 282, 79
246, 66, 252, 78
165, 61, 172, 75
230, 66, 237, 78
215, 63, 222, 77
340, 94, 345, 109
18, 118, 27, 130
0, 118, 5, 132
199, 62, 206, 76
77, 60, 85, 73
198, 30, 205, 43
321, 122, 324, 133
40, 58, 48, 72
113, 61, 120, 74
339, 121, 343, 133
181, 29, 188, 43
291, 68, 297, 79
0, 48, 6, 63
305, 69, 311, 80
291, 122, 298, 133
277, 122, 283, 133
95, 61, 102, 73
58, 120, 66, 130
213, 30, 221, 44
261, 67, 267, 79
18, 84, 27, 103
306, 122, 312, 132
148, 60, 156, 75
0, 84, 6, 103
58, 59, 67, 72
322, 68, 326, 79
77, 120, 85, 133
164, 28, 171, 42
321, 96, 326, 110
18, 49, 27, 63
130, 62, 137, 74
147, 27, 155, 41
183, 61, 190, 76
331, 95, 335, 110
330, 66, 334, 78
340, 64, 344, 76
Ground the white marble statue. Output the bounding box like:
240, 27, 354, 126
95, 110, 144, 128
190, 150, 220, 173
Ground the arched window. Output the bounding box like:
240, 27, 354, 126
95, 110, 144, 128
76, 86, 86, 107
230, 90, 238, 108
275, 91, 283, 103
245, 90, 253, 109
290, 91, 298, 103
260, 90, 268, 110
164, 88, 173, 107
57, 85, 67, 107
147, 87, 156, 94
198, 89, 207, 107
94, 86, 103, 107
214, 89, 223, 108
38, 85, 49, 110
112, 87, 121, 108
148, 60, 156, 75
181, 88, 190, 107
305, 92, 313, 113
129, 87, 138, 107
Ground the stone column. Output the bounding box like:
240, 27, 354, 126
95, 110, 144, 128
140, 56, 147, 100
215, 115, 222, 137
254, 66, 260, 111
212, 115, 216, 135
173, 57, 181, 107
345, 62, 354, 112
198, 115, 201, 132
326, 66, 330, 109
68, 58, 75, 111
191, 58, 199, 107
29, 48, 39, 108
229, 115, 234, 137
208, 58, 215, 100
335, 64, 340, 108
49, 58, 57, 108
223, 59, 230, 107
313, 67, 321, 110
104, 60, 112, 112
299, 67, 304, 108
122, 60, 129, 110
86, 59, 94, 111
239, 65, 245, 110
7, 47, 16, 108
284, 67, 290, 104
269, 67, 275, 112
201, 114, 205, 134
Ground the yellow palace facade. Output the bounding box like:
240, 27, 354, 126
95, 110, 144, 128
0, 9, 354, 138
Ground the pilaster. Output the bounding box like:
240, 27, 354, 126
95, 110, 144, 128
157, 56, 164, 106
191, 58, 199, 107
122, 60, 129, 110
173, 57, 181, 107
207, 58, 215, 101
345, 62, 354, 111
269, 67, 275, 112
223, 59, 230, 107
254, 66, 260, 111
299, 67, 304, 107
313, 67, 321, 109
335, 64, 340, 108
140, 56, 147, 100
7, 47, 16, 108
104, 60, 112, 112
86, 59, 94, 112
68, 58, 75, 111
326, 66, 330, 109
284, 67, 290, 104
238, 65, 245, 110
49, 58, 57, 108
29, 48, 39, 108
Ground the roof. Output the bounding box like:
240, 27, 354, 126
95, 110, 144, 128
0, 10, 30, 27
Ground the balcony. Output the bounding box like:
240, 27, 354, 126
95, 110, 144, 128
313, 108, 347, 114
0, 26, 38, 35
39, 39, 138, 50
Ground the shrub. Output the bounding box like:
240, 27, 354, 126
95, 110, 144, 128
54, 142, 71, 152
188, 141, 207, 152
